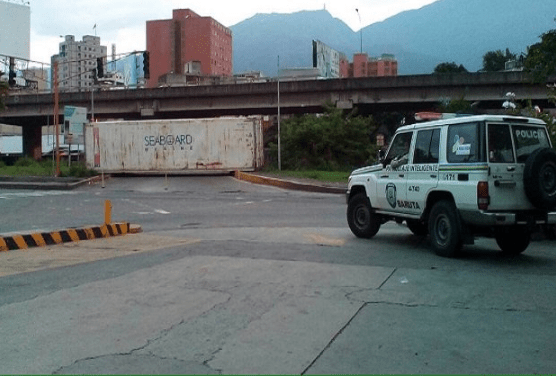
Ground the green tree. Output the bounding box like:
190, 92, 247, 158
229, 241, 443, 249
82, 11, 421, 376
520, 98, 556, 147
482, 49, 516, 72
437, 96, 476, 114
524, 29, 556, 83
433, 62, 468, 74
272, 104, 378, 170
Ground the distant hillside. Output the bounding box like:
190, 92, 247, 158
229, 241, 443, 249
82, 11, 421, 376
231, 0, 556, 76
231, 10, 357, 76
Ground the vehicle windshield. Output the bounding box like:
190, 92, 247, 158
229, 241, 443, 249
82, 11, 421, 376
512, 125, 551, 162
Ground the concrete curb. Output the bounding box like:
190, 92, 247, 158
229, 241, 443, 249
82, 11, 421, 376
0, 222, 142, 252
234, 171, 346, 194
0, 175, 107, 190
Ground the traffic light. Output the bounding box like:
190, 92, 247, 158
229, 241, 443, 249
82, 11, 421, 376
143, 51, 150, 79
96, 57, 104, 78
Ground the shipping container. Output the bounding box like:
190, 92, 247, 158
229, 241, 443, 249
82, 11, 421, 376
85, 117, 264, 173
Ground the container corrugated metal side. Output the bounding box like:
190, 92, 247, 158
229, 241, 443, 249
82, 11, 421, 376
85, 117, 264, 173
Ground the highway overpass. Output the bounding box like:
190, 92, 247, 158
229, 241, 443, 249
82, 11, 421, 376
1, 71, 554, 159
2, 71, 553, 126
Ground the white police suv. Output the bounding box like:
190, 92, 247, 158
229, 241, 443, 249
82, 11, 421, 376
346, 115, 556, 257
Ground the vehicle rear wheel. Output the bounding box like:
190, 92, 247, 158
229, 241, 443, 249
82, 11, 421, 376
495, 226, 531, 255
347, 193, 381, 238
428, 200, 462, 257
407, 219, 428, 236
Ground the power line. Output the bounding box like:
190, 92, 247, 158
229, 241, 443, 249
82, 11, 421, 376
0, 51, 144, 68
1, 51, 145, 89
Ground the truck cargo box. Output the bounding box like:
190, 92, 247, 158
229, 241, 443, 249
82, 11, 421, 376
85, 117, 264, 173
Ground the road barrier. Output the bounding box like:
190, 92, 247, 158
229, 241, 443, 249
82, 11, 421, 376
0, 223, 134, 252
0, 200, 141, 252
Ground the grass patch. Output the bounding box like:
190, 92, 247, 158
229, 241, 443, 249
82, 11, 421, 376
260, 168, 350, 183
0, 157, 97, 178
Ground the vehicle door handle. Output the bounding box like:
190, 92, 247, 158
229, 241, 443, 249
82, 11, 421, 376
380, 175, 389, 178
495, 180, 517, 187
507, 166, 516, 172
399, 174, 405, 178
430, 174, 437, 178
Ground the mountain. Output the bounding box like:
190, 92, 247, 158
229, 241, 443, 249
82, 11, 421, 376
230, 0, 556, 76
230, 10, 357, 76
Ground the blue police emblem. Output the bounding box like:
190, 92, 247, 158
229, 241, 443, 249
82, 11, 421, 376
386, 183, 397, 209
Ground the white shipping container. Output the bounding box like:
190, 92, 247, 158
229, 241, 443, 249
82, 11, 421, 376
85, 117, 264, 173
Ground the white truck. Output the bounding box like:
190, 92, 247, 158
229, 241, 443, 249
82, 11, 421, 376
346, 115, 556, 257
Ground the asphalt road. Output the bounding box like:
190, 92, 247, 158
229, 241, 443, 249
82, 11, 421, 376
1, 176, 555, 374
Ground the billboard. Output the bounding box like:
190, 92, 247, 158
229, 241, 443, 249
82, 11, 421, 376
0, 1, 30, 60
312, 40, 340, 79
63, 106, 88, 134
112, 53, 141, 88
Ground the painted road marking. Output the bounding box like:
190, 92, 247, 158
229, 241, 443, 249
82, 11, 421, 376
122, 199, 171, 215
0, 191, 83, 200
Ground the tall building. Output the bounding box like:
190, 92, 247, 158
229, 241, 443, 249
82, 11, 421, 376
146, 9, 233, 88
348, 53, 398, 78
51, 35, 107, 92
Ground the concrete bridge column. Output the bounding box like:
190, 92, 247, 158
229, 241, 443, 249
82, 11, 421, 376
22, 126, 42, 160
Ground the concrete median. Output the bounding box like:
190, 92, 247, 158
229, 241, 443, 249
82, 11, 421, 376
234, 170, 346, 194
0, 223, 142, 252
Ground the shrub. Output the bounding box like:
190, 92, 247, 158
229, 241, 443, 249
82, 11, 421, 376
14, 157, 40, 167
62, 163, 97, 178
269, 103, 378, 171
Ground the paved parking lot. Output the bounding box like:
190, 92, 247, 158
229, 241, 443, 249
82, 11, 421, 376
1, 176, 555, 374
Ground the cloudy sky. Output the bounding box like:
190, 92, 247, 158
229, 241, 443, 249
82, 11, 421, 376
28, 0, 438, 65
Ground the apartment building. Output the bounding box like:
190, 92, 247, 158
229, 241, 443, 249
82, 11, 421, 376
146, 9, 232, 88
347, 53, 398, 78
51, 35, 107, 92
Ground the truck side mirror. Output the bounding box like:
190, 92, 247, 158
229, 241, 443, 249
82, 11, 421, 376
378, 149, 386, 165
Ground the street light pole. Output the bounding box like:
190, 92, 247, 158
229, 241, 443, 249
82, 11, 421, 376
91, 84, 95, 121
277, 55, 281, 171
53, 61, 61, 177
356, 9, 363, 53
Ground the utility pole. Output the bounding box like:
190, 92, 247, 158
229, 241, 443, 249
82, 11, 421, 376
53, 61, 61, 177
277, 55, 281, 171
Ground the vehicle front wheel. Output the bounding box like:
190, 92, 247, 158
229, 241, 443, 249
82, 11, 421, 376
428, 200, 462, 257
495, 226, 531, 255
347, 193, 381, 238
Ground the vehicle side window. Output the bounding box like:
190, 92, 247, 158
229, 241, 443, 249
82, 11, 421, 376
414, 129, 440, 164
488, 124, 515, 163
385, 132, 413, 169
513, 125, 551, 163
447, 122, 483, 163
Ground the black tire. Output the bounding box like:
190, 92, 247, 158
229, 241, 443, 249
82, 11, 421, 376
428, 200, 462, 257
347, 193, 381, 238
524, 148, 556, 210
495, 226, 531, 255
406, 219, 428, 236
